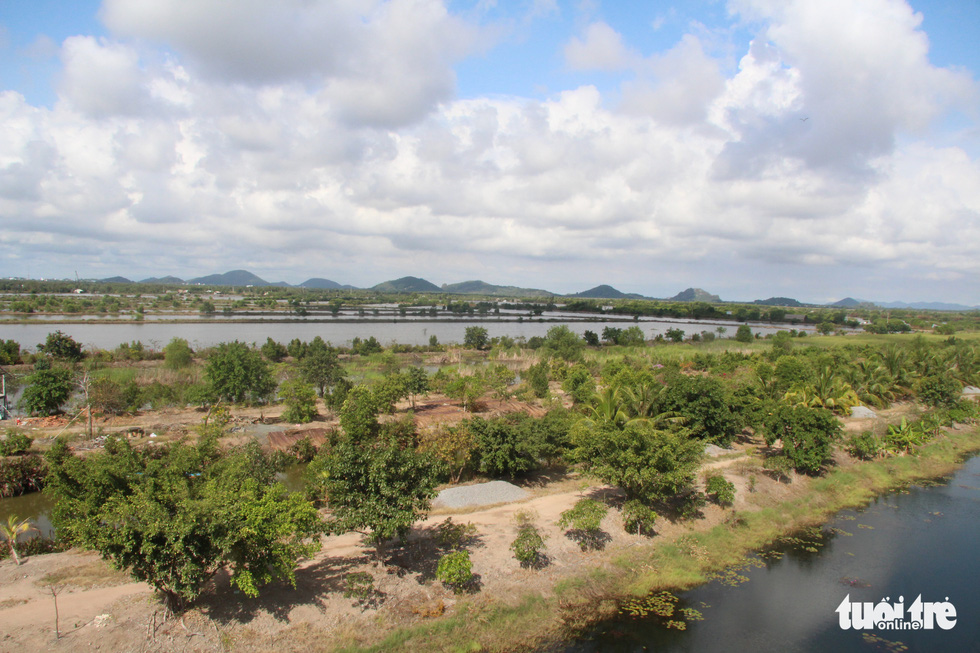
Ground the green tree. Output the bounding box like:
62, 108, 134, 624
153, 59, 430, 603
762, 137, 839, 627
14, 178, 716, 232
38, 330, 83, 362
561, 365, 596, 405
339, 385, 380, 440
163, 337, 193, 370
300, 337, 342, 398
734, 324, 754, 343
444, 371, 486, 412
261, 337, 288, 362
542, 325, 584, 361
20, 363, 75, 416
469, 416, 540, 478
464, 326, 490, 350
405, 367, 430, 409
655, 373, 740, 445
204, 341, 276, 404
373, 373, 408, 414
525, 361, 550, 398
664, 328, 685, 343
762, 404, 841, 474
45, 437, 321, 610
316, 435, 439, 562
280, 379, 318, 423
570, 420, 703, 504
0, 339, 22, 365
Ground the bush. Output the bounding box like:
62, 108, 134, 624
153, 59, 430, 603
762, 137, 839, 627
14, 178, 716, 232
847, 431, 884, 460
918, 375, 962, 409
279, 379, 318, 424
557, 498, 609, 551
436, 550, 474, 593
734, 324, 753, 343
0, 453, 47, 497
511, 524, 546, 568
655, 373, 741, 445
0, 432, 32, 456
20, 365, 75, 416
38, 331, 83, 362
705, 474, 736, 506
621, 499, 657, 535
763, 404, 841, 474
435, 518, 477, 550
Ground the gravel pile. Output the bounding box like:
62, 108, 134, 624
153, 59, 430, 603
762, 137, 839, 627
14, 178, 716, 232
434, 480, 529, 509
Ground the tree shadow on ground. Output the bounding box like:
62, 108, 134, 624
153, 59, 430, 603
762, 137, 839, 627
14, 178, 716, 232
562, 528, 612, 552
197, 552, 366, 625
386, 523, 486, 584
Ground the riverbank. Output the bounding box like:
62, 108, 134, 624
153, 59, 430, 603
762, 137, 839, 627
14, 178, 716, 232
2, 413, 978, 652
323, 422, 980, 652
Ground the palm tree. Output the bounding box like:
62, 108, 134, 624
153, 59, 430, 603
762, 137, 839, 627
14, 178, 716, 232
1, 515, 36, 566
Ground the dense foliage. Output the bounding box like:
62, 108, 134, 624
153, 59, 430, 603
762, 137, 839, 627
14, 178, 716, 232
45, 436, 322, 610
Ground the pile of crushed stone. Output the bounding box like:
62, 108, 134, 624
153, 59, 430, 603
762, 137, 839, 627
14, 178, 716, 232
433, 480, 530, 509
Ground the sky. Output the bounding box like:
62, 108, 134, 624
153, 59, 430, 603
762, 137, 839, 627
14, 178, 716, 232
0, 0, 978, 305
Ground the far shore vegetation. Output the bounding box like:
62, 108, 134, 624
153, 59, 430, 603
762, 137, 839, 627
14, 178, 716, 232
1, 286, 979, 650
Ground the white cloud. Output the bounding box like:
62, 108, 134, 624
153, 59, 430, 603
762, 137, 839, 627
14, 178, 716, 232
564, 22, 635, 71
0, 0, 976, 302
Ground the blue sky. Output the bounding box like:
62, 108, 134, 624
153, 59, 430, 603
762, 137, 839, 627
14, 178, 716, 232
0, 1, 978, 304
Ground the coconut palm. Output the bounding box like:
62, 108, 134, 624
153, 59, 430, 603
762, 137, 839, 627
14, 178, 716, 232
1, 515, 36, 566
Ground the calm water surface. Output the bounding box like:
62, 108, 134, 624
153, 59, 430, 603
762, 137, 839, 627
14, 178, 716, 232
571, 455, 980, 653
0, 318, 800, 351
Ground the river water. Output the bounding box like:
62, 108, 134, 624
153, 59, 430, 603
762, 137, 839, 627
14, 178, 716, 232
571, 454, 980, 653
0, 317, 801, 351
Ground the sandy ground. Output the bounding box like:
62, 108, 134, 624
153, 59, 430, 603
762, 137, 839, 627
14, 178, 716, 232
0, 400, 923, 652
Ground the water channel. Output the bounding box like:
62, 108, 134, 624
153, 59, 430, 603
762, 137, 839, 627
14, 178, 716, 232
570, 455, 980, 653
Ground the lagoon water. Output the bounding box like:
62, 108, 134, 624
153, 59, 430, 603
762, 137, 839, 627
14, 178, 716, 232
570, 455, 980, 653
1, 317, 801, 351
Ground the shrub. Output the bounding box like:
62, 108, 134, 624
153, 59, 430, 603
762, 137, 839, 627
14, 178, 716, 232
436, 550, 473, 593
0, 432, 32, 456
557, 498, 609, 551
163, 337, 194, 370
847, 431, 884, 460
917, 375, 962, 409
621, 499, 657, 535
435, 518, 477, 550
343, 571, 378, 607
705, 475, 736, 506
280, 379, 318, 424
763, 404, 841, 474
511, 524, 546, 568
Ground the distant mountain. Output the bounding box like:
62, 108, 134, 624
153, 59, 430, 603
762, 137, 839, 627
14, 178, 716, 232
299, 278, 347, 290
139, 276, 185, 285
100, 276, 133, 284
829, 297, 864, 308
670, 288, 721, 303
754, 297, 803, 307
568, 284, 645, 300
442, 280, 553, 298
372, 276, 442, 293
187, 270, 271, 286
877, 301, 979, 312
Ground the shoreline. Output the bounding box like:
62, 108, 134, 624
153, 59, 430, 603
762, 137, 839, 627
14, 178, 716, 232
321, 424, 980, 652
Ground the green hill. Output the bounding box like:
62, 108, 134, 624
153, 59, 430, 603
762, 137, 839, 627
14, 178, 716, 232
669, 288, 721, 302
568, 284, 646, 300
187, 270, 271, 286
442, 280, 553, 298
371, 276, 442, 293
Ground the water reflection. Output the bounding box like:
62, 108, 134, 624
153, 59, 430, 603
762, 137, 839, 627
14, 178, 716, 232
571, 457, 980, 652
